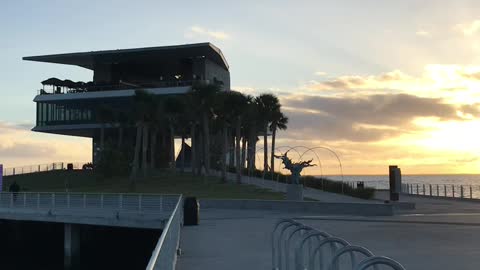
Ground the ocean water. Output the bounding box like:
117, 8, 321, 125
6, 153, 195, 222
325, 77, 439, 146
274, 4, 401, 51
324, 174, 480, 198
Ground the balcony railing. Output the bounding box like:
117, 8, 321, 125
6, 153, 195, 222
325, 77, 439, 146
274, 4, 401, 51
38, 79, 210, 95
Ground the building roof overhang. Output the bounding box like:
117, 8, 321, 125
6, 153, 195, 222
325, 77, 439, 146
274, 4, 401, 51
23, 42, 229, 70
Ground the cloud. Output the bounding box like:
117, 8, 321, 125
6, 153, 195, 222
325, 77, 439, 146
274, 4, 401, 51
455, 20, 480, 36
416, 30, 431, 37
314, 71, 327, 76
0, 121, 91, 168
185, 25, 230, 40
281, 93, 474, 142
305, 70, 414, 91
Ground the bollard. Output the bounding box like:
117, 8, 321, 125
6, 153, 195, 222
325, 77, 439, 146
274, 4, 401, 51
429, 184, 432, 196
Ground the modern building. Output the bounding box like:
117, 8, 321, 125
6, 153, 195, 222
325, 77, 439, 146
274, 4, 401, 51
24, 42, 230, 165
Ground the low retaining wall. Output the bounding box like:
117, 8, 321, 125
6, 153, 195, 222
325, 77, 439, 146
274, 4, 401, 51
199, 199, 394, 216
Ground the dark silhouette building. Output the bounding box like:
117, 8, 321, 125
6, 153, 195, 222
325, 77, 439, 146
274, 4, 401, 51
24, 43, 230, 165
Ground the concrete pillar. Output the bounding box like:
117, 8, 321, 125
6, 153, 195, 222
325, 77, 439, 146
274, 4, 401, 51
64, 223, 80, 270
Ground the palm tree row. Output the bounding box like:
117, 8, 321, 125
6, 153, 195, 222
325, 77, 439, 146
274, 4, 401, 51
97, 83, 288, 186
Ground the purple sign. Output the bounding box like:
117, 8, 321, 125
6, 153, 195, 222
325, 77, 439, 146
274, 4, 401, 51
0, 164, 3, 192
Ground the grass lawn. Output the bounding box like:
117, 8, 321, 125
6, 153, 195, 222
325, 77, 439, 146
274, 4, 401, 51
3, 170, 286, 200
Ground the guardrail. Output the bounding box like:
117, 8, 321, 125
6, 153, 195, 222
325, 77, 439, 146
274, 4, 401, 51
2, 162, 89, 177
272, 219, 406, 270
401, 183, 480, 199
0, 192, 180, 215
146, 195, 183, 270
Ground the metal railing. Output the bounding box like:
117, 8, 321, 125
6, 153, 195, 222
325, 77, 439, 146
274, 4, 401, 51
272, 219, 406, 270
146, 195, 183, 270
2, 162, 89, 177
401, 183, 480, 199
0, 192, 180, 216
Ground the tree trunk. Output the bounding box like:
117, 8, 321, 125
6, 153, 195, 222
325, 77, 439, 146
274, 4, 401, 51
247, 128, 256, 175
141, 125, 149, 178
100, 126, 105, 160
235, 120, 242, 184
202, 113, 210, 175
190, 124, 196, 175
263, 124, 268, 174
180, 133, 186, 173
270, 124, 277, 173
241, 136, 247, 169
229, 130, 235, 167
150, 129, 158, 171
221, 126, 228, 182
129, 122, 143, 183
169, 125, 176, 172
117, 126, 124, 149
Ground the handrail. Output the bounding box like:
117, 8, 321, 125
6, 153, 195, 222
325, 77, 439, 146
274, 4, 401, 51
145, 194, 183, 270
354, 256, 406, 270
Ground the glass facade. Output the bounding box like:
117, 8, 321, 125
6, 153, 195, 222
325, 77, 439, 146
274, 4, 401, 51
36, 102, 93, 126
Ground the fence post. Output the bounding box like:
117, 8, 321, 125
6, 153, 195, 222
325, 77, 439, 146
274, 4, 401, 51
119, 194, 123, 209
38, 165, 41, 173
460, 186, 464, 198
452, 185, 455, 198
422, 184, 425, 195
429, 185, 432, 196
470, 186, 473, 199
416, 184, 419, 194
436, 185, 439, 197
139, 194, 142, 211
13, 168, 15, 176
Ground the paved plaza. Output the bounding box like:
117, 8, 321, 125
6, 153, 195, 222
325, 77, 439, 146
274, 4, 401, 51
177, 194, 480, 270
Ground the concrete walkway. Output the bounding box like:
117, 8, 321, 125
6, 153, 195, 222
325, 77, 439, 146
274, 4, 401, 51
177, 207, 480, 270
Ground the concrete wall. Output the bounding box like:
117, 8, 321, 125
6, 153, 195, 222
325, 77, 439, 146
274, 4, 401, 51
199, 199, 394, 216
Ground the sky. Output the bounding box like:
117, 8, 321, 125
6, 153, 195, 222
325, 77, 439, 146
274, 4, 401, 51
1, 0, 480, 175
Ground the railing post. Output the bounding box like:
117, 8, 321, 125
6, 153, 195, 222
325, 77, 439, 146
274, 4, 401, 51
444, 185, 447, 197
38, 165, 41, 173
13, 168, 15, 176
422, 184, 426, 195
416, 184, 419, 194
159, 196, 163, 212
452, 185, 455, 198
429, 185, 432, 196
119, 194, 123, 209
139, 194, 142, 211
436, 185, 439, 197
460, 186, 464, 198
470, 186, 473, 199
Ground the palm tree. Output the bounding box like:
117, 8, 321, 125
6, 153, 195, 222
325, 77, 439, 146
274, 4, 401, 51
255, 94, 281, 174
129, 90, 155, 182
164, 95, 185, 171
270, 111, 288, 173
190, 83, 221, 175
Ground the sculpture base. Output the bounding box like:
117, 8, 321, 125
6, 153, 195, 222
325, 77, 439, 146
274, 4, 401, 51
286, 184, 304, 201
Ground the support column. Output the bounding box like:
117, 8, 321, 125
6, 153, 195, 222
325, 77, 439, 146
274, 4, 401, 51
64, 223, 80, 270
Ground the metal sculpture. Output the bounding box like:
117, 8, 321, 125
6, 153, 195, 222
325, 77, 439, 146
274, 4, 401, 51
274, 151, 315, 184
